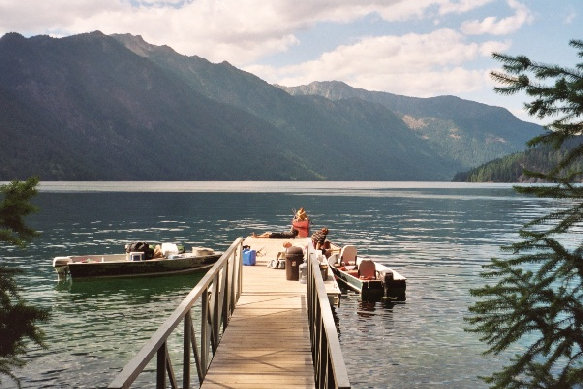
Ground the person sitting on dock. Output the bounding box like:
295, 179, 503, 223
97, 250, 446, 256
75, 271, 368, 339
252, 229, 299, 239
294, 207, 308, 221
311, 227, 329, 250
321, 240, 335, 258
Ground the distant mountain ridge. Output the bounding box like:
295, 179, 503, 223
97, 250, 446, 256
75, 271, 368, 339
0, 31, 542, 180
282, 81, 539, 170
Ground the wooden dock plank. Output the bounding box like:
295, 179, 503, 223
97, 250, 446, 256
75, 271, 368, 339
200, 238, 316, 388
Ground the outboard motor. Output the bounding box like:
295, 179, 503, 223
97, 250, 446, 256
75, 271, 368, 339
380, 269, 406, 300
53, 256, 72, 281
381, 269, 394, 296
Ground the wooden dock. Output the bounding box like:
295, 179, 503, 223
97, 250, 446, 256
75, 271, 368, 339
200, 237, 333, 388
107, 236, 349, 389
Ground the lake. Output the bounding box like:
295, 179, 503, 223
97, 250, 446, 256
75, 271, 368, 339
3, 181, 554, 388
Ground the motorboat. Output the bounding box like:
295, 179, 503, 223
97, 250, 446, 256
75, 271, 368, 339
53, 242, 220, 281
328, 244, 406, 300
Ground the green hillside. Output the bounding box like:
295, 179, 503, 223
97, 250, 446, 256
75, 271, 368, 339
453, 137, 583, 182
0, 32, 544, 180
283, 81, 541, 170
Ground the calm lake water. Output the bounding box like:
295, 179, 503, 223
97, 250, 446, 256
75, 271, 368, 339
3, 181, 556, 388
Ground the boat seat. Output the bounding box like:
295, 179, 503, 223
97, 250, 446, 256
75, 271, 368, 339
347, 269, 359, 278
340, 245, 357, 266
328, 253, 340, 267
359, 259, 376, 279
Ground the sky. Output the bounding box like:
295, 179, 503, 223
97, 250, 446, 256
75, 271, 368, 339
0, 0, 580, 124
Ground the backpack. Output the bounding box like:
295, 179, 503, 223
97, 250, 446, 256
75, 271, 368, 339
125, 241, 154, 260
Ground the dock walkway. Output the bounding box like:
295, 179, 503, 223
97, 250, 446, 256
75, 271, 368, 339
200, 237, 322, 388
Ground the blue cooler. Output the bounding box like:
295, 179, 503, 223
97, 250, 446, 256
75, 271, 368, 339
243, 248, 256, 266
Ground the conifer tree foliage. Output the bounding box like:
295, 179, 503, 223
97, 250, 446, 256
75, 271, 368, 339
0, 177, 49, 388
466, 40, 583, 388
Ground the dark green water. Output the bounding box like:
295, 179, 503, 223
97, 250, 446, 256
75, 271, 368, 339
3, 182, 555, 388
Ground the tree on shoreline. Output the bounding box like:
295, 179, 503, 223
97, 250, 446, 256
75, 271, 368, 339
466, 40, 583, 388
0, 177, 50, 388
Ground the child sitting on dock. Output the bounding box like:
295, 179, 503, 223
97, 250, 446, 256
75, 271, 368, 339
311, 227, 329, 250
321, 240, 335, 258
252, 229, 299, 239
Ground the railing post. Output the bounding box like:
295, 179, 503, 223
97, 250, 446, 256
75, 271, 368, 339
318, 328, 328, 388
156, 344, 166, 389
221, 257, 230, 332
229, 251, 236, 312
211, 272, 220, 352
201, 286, 209, 377
165, 344, 177, 388
188, 310, 203, 384
237, 241, 243, 298
183, 312, 191, 389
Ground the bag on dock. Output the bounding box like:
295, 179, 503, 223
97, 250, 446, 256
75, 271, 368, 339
267, 251, 286, 269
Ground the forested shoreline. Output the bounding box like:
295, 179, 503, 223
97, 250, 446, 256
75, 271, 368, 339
453, 137, 583, 182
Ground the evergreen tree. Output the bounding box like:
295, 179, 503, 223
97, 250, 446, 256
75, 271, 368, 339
0, 177, 50, 388
466, 40, 583, 388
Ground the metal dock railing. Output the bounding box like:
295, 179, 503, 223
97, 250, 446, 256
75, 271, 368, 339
108, 237, 349, 388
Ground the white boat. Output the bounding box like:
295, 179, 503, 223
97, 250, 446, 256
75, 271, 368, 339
328, 244, 406, 300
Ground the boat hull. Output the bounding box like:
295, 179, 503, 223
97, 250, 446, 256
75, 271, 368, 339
332, 267, 385, 298
58, 254, 221, 280
331, 264, 406, 301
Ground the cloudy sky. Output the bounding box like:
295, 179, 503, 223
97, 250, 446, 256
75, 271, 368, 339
0, 0, 579, 123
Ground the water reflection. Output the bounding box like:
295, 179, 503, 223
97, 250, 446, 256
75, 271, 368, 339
54, 272, 204, 296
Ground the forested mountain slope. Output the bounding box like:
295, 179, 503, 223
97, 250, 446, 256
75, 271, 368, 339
283, 81, 542, 170
0, 32, 542, 180
453, 137, 583, 182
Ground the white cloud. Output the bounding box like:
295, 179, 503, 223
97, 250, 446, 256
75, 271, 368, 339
0, 0, 523, 100
461, 0, 533, 35
248, 29, 509, 97
0, 0, 125, 34
0, 0, 499, 64
437, 0, 495, 15
564, 10, 576, 24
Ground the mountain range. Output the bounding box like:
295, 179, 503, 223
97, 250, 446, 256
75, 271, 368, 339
0, 31, 542, 180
